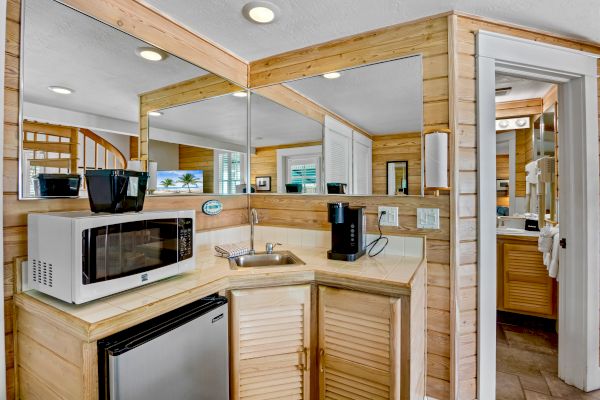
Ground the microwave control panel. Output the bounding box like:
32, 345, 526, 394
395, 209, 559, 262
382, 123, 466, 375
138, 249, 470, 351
178, 218, 194, 261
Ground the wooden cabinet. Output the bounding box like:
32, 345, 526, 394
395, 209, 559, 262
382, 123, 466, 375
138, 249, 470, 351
318, 286, 401, 400
229, 285, 312, 400
497, 236, 557, 318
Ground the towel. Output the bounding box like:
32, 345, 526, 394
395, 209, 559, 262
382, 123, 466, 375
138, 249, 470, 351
538, 224, 559, 279
214, 242, 250, 258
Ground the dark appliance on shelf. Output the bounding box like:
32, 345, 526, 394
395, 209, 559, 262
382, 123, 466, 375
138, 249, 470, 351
35, 173, 81, 197
326, 182, 347, 194
85, 169, 148, 213
327, 202, 366, 261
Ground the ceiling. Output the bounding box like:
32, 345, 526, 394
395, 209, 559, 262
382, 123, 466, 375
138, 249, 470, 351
23, 0, 206, 125
495, 74, 555, 103
287, 56, 422, 134
143, 0, 600, 61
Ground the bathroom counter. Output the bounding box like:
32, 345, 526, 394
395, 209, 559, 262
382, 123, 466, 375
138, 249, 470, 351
497, 228, 540, 239
15, 243, 425, 341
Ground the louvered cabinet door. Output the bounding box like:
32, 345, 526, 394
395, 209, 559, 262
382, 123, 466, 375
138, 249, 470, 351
503, 243, 556, 316
318, 286, 401, 400
230, 285, 312, 400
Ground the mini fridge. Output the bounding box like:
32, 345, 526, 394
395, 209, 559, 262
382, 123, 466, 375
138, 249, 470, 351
98, 294, 229, 400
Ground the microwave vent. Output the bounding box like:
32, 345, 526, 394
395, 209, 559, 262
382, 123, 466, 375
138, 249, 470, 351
31, 259, 53, 288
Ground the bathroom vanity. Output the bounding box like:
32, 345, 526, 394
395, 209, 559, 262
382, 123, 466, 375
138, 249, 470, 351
497, 233, 557, 318
14, 244, 426, 400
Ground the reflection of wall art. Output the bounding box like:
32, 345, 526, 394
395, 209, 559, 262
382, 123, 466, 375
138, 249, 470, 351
156, 170, 204, 193
256, 176, 271, 192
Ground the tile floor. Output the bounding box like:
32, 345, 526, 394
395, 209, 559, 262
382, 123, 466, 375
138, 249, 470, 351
496, 312, 600, 399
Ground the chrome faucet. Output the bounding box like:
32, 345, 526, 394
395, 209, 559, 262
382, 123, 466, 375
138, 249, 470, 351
250, 208, 259, 254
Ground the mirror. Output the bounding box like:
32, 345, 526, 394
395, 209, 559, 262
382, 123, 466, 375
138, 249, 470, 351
249, 55, 424, 196
386, 161, 409, 195
249, 91, 324, 194
147, 93, 248, 195
19, 0, 245, 199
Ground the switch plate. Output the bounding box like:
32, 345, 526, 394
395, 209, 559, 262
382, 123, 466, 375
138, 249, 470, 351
378, 206, 398, 227
417, 208, 440, 229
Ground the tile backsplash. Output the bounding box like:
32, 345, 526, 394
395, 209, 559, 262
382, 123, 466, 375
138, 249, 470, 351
197, 225, 424, 258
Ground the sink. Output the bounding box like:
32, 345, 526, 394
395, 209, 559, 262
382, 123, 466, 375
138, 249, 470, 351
229, 251, 305, 269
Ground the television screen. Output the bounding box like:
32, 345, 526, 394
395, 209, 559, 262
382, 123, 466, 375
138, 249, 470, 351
156, 170, 203, 193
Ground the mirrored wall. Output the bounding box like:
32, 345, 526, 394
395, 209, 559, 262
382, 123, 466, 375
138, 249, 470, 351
19, 0, 247, 198
249, 55, 424, 196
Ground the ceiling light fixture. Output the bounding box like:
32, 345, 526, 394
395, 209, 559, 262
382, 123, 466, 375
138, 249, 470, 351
136, 47, 168, 62
322, 72, 341, 79
48, 86, 74, 95
232, 91, 248, 98
242, 1, 279, 24
148, 111, 163, 117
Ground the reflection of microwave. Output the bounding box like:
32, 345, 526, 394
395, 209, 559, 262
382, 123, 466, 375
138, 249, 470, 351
496, 179, 509, 191
27, 210, 195, 304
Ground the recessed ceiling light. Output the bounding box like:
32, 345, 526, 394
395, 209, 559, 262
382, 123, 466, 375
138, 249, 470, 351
242, 1, 279, 24
232, 91, 248, 98
136, 47, 168, 62
148, 111, 163, 117
322, 72, 341, 79
48, 86, 74, 95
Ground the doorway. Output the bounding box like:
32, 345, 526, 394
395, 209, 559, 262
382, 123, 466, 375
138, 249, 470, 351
476, 31, 600, 398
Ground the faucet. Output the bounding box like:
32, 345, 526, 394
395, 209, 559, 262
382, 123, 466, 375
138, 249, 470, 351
250, 208, 258, 254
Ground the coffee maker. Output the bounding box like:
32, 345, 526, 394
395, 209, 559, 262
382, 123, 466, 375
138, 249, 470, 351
327, 202, 366, 261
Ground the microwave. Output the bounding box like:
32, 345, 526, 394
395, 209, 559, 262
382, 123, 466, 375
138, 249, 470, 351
27, 210, 195, 304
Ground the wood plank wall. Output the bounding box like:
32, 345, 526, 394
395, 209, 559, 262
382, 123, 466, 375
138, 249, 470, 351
2, 1, 249, 397
454, 15, 600, 400
178, 145, 214, 194
515, 122, 534, 197
249, 15, 453, 398
250, 141, 322, 191
129, 135, 139, 159
496, 155, 509, 207
371, 132, 422, 195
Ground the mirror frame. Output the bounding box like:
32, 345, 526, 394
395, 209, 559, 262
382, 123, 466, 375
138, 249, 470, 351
386, 160, 409, 196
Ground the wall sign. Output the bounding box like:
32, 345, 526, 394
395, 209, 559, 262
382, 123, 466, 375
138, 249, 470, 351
202, 200, 223, 216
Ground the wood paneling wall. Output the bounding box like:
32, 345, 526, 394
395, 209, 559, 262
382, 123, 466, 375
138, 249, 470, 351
496, 98, 543, 118
454, 15, 600, 400
250, 142, 322, 191
2, 1, 249, 397
178, 145, 214, 194
248, 15, 452, 398
496, 155, 509, 207
515, 122, 534, 197
129, 135, 139, 159
371, 133, 422, 195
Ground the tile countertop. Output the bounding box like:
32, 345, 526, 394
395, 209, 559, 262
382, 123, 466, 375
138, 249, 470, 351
16, 243, 425, 341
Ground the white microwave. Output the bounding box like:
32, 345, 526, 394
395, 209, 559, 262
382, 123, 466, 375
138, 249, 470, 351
27, 210, 195, 304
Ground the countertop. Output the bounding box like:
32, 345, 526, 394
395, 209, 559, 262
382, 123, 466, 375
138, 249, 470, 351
16, 243, 425, 341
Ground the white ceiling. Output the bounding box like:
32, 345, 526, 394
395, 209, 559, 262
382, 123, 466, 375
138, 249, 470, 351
495, 74, 554, 102
286, 56, 422, 134
23, 0, 208, 124
143, 0, 600, 61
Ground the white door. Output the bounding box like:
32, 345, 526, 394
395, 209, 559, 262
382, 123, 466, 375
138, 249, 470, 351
352, 131, 372, 195
324, 115, 352, 193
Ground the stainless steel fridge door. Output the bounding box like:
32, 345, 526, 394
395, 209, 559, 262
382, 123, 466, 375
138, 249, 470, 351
108, 303, 228, 400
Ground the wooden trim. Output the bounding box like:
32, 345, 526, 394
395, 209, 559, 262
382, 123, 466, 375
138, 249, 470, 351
495, 98, 543, 118
59, 0, 248, 86
542, 85, 558, 112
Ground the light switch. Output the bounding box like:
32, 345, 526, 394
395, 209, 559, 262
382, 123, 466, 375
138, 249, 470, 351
378, 206, 398, 227
417, 208, 440, 229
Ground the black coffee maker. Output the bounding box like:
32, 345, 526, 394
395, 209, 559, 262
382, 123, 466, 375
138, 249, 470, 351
327, 202, 366, 261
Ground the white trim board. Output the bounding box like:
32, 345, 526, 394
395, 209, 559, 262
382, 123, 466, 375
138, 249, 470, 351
476, 30, 600, 398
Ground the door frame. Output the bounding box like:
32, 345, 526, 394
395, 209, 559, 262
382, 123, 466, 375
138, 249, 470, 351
476, 31, 600, 398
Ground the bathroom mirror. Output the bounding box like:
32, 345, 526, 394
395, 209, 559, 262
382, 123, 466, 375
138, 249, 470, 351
249, 91, 324, 194
147, 93, 248, 195
386, 161, 409, 195
18, 0, 244, 199
249, 55, 424, 196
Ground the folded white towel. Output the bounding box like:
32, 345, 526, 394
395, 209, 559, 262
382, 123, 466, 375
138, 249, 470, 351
215, 242, 250, 258
548, 232, 560, 279
538, 225, 556, 254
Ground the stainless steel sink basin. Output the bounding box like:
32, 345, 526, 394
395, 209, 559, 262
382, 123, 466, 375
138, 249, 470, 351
229, 251, 305, 269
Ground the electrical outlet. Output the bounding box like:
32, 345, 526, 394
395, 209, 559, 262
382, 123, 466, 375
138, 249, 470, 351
417, 208, 440, 229
378, 206, 398, 226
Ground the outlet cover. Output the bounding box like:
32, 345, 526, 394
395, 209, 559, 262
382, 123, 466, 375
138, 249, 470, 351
417, 208, 440, 229
378, 206, 398, 227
